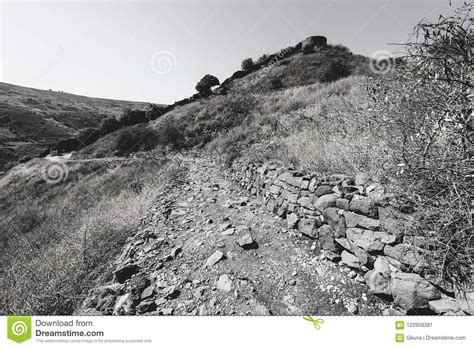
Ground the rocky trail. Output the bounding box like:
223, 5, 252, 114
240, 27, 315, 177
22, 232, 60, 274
81, 153, 391, 316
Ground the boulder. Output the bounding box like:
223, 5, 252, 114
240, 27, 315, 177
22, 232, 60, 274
349, 242, 373, 266
238, 234, 258, 249
391, 273, 440, 311
114, 264, 140, 283
317, 225, 337, 251
286, 213, 300, 229
341, 250, 361, 268
314, 194, 337, 212
299, 218, 318, 238
336, 198, 350, 210
383, 244, 429, 273
335, 237, 351, 251
297, 196, 314, 210
349, 195, 375, 217
301, 36, 327, 53
365, 270, 391, 295
314, 185, 333, 197
344, 211, 380, 230
346, 228, 388, 253
374, 257, 393, 277
428, 298, 460, 314
323, 208, 346, 237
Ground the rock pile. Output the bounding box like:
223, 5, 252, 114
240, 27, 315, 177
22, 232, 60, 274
231, 161, 472, 315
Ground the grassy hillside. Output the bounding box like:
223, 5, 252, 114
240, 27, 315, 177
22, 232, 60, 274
0, 82, 149, 170
0, 156, 186, 314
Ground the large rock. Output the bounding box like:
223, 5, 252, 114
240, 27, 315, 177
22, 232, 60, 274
238, 234, 258, 249
374, 257, 393, 277
341, 250, 361, 268
299, 218, 318, 238
383, 244, 429, 273
349, 195, 375, 217
286, 213, 300, 229
314, 185, 333, 197
346, 228, 391, 253
365, 270, 391, 296
323, 208, 346, 237
391, 273, 441, 311
301, 35, 327, 53
428, 298, 460, 314
297, 196, 314, 210
314, 194, 337, 212
317, 225, 336, 251
114, 264, 140, 283
344, 211, 380, 230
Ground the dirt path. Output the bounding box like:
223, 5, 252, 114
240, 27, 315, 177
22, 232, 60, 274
82, 153, 389, 316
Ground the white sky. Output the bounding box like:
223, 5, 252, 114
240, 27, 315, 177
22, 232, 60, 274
0, 0, 460, 104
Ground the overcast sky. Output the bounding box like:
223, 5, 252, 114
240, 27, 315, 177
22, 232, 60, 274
0, 0, 460, 104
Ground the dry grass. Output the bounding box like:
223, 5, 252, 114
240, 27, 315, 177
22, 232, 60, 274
0, 157, 186, 314
209, 75, 390, 178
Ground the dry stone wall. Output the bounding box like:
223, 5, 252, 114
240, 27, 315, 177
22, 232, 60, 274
230, 160, 472, 315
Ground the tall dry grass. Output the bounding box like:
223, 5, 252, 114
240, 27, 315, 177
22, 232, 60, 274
0, 157, 186, 314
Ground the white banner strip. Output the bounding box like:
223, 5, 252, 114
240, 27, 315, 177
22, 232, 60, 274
1, 316, 472, 347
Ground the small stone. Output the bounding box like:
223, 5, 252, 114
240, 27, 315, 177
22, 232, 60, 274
163, 286, 180, 300
254, 304, 270, 315
221, 228, 235, 236
161, 307, 174, 315
136, 299, 156, 314
347, 302, 358, 315
140, 285, 155, 300
205, 250, 225, 267
217, 275, 233, 292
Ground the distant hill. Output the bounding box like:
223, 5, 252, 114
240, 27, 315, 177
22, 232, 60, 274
0, 82, 150, 170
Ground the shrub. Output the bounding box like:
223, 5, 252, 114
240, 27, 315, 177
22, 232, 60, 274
118, 108, 148, 126
241, 58, 254, 72
76, 127, 101, 146
99, 117, 120, 134
114, 125, 158, 155
256, 54, 269, 66
269, 78, 283, 90
145, 104, 168, 121
319, 61, 351, 82
195, 74, 220, 96
369, 4, 472, 288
